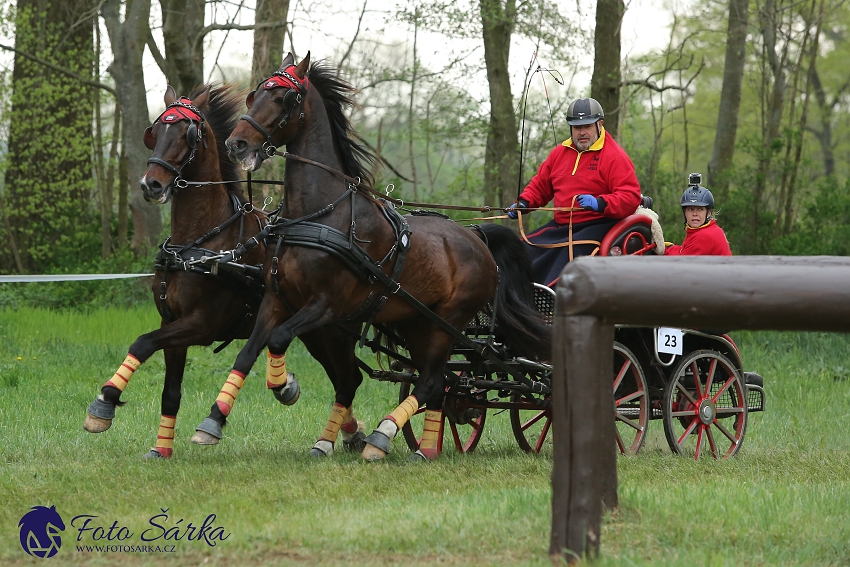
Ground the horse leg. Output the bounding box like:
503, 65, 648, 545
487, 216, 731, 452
143, 347, 186, 459
84, 319, 197, 434
265, 351, 300, 405
362, 329, 454, 462
194, 297, 336, 445
300, 325, 365, 457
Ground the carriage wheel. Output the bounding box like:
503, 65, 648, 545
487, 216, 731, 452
613, 342, 650, 455
509, 392, 552, 453
398, 379, 486, 454
662, 349, 748, 459
510, 342, 649, 455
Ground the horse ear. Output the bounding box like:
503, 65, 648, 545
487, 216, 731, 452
246, 90, 256, 109
164, 85, 178, 106
294, 51, 310, 78
144, 126, 155, 150
280, 52, 294, 70
192, 85, 212, 109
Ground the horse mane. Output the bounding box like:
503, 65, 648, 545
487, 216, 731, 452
307, 61, 377, 187
189, 83, 244, 188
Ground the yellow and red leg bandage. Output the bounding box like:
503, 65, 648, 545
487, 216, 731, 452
266, 351, 289, 389
154, 415, 176, 458
419, 410, 443, 460
105, 354, 141, 392
319, 403, 351, 443
387, 395, 419, 429
340, 408, 359, 435
215, 370, 246, 416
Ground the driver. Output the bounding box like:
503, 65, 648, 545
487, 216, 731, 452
507, 97, 642, 286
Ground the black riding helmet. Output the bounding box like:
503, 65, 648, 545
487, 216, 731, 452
566, 98, 604, 126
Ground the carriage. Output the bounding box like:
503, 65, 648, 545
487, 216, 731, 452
87, 53, 764, 462
360, 212, 767, 460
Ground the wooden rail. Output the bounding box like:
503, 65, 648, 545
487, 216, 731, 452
550, 255, 850, 563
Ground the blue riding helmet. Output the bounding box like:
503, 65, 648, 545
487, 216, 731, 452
680, 185, 715, 209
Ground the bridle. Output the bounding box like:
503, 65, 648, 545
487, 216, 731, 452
145, 98, 207, 194
239, 65, 309, 159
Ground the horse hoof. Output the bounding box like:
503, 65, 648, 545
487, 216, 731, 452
310, 439, 333, 457
143, 449, 170, 459
361, 443, 388, 461
83, 414, 112, 433
342, 431, 367, 452
192, 417, 223, 445
271, 374, 300, 406
408, 450, 428, 463
190, 430, 220, 445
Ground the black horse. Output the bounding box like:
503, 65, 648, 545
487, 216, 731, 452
204, 52, 550, 461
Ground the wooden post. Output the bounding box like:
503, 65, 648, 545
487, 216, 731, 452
550, 255, 850, 564
549, 314, 615, 563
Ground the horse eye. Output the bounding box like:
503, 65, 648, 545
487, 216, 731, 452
273, 96, 285, 106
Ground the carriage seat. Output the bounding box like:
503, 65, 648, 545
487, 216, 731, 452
599, 213, 658, 256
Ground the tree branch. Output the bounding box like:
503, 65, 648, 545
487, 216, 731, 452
145, 28, 167, 76
338, 0, 368, 69
195, 21, 287, 47
0, 42, 116, 94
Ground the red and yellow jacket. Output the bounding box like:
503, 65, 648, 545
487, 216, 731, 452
519, 128, 642, 225
664, 219, 732, 256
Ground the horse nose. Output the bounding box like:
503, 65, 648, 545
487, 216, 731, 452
140, 177, 163, 202
226, 137, 246, 158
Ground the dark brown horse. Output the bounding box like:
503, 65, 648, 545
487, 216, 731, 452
207, 53, 550, 461
82, 84, 301, 458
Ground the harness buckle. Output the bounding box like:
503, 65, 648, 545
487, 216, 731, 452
270, 256, 279, 276
175, 177, 188, 189
242, 202, 254, 213
262, 142, 277, 157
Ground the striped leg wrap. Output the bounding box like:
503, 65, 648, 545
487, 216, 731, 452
340, 410, 359, 435
388, 395, 419, 429
105, 354, 141, 392
319, 403, 350, 443
266, 351, 289, 389
419, 410, 443, 460
154, 415, 176, 458
215, 370, 246, 416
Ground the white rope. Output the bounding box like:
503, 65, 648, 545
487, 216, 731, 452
0, 274, 153, 283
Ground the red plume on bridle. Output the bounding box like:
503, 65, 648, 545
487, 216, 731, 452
157, 97, 204, 124
260, 65, 309, 93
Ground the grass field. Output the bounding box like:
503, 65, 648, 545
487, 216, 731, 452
1, 306, 849, 566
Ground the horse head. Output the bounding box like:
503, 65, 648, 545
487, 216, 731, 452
225, 52, 311, 171
141, 85, 212, 204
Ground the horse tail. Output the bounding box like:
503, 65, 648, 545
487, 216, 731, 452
476, 223, 552, 361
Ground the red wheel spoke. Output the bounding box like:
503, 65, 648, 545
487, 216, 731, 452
615, 429, 626, 454
534, 418, 551, 453
715, 407, 744, 416
694, 426, 704, 460
613, 359, 631, 393
449, 421, 461, 451
690, 361, 703, 398
616, 413, 644, 432
521, 410, 547, 432
713, 420, 738, 444
704, 359, 718, 393
711, 375, 737, 403
677, 418, 699, 447
616, 390, 645, 406
706, 427, 719, 459
675, 381, 698, 405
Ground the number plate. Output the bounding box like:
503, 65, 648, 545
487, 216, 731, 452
657, 327, 683, 356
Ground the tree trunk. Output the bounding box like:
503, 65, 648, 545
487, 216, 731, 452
706, 0, 749, 195
102, 0, 162, 255
161, 0, 206, 95
2, 0, 95, 273
810, 68, 836, 177
251, 0, 290, 86
480, 0, 519, 210
590, 0, 624, 139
